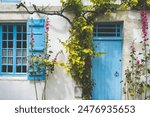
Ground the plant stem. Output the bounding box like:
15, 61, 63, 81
144, 44, 148, 99
42, 74, 48, 100
34, 77, 38, 100
131, 51, 135, 100
126, 81, 129, 100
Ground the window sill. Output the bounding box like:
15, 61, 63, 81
0, 74, 28, 81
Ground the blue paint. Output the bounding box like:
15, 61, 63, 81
0, 26, 2, 73
27, 19, 45, 81
13, 24, 16, 73
92, 23, 123, 100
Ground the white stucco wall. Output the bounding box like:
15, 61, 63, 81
0, 0, 149, 100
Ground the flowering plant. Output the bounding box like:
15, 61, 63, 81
124, 9, 150, 100
28, 18, 64, 100
28, 18, 54, 76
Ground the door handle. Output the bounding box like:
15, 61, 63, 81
114, 71, 119, 77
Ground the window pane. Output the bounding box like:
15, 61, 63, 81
117, 29, 120, 32
2, 57, 7, 64
16, 57, 22, 64
23, 33, 26, 40
98, 33, 116, 37
17, 42, 21, 48
98, 24, 116, 27
8, 57, 13, 64
16, 66, 21, 72
2, 41, 7, 48
2, 33, 7, 40
22, 57, 26, 64
2, 25, 7, 32
8, 66, 12, 72
8, 41, 13, 48
16, 49, 22, 56
8, 49, 13, 56
2, 65, 7, 72
8, 33, 13, 40
17, 33, 21, 40
94, 23, 122, 38
117, 34, 120, 37
22, 49, 26, 56
8, 25, 13, 32
2, 49, 7, 56
23, 42, 26, 48
23, 25, 26, 32
22, 66, 26, 73
98, 28, 116, 32
17, 25, 22, 32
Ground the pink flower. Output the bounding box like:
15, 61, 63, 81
141, 9, 149, 43
31, 37, 34, 42
136, 59, 140, 65
144, 38, 148, 43
130, 46, 136, 52
46, 25, 49, 31
45, 18, 50, 32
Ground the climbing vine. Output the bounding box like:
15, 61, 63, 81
61, 17, 95, 99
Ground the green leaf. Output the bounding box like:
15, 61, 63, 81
83, 49, 93, 55
94, 52, 106, 57
130, 92, 135, 97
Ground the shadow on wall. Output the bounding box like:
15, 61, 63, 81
46, 66, 76, 100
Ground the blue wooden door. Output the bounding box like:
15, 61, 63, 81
92, 23, 122, 100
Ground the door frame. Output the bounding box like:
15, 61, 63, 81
92, 22, 123, 100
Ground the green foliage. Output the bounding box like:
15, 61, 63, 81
61, 16, 95, 99
90, 0, 116, 6
122, 0, 150, 9
61, 0, 83, 16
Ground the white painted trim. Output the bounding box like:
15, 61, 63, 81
0, 76, 28, 81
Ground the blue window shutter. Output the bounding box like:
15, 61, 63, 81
27, 19, 45, 80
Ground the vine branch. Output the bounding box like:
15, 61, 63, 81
16, 2, 73, 27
